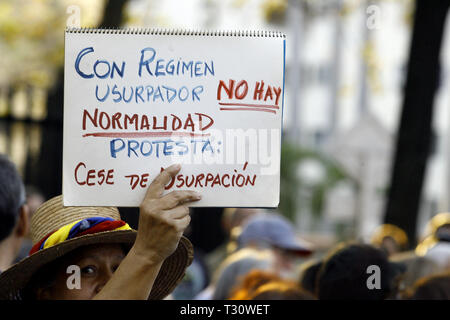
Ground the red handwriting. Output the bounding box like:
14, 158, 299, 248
120, 163, 256, 190
218, 106, 276, 114
217, 79, 281, 105
82, 110, 214, 132
74, 162, 114, 186
217, 79, 281, 114
124, 173, 149, 190
82, 132, 210, 138
217, 79, 248, 100
218, 102, 279, 109
253, 81, 282, 105
160, 162, 256, 190
73, 162, 256, 191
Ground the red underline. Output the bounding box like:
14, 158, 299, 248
82, 132, 210, 138
219, 107, 277, 114
219, 102, 279, 109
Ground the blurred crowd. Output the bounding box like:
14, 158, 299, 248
1, 153, 450, 300
170, 209, 450, 300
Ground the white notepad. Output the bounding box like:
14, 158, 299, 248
63, 28, 286, 207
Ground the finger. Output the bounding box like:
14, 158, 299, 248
174, 214, 191, 231
145, 164, 181, 199
165, 206, 190, 219
160, 190, 201, 210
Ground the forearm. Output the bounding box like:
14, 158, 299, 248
93, 246, 163, 300
93, 165, 198, 300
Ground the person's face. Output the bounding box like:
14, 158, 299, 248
381, 237, 400, 256
272, 248, 302, 280
37, 244, 126, 300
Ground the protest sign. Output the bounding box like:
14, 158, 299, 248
63, 28, 285, 207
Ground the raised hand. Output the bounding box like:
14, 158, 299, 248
133, 164, 201, 263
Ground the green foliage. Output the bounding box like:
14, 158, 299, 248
262, 0, 287, 25
279, 141, 310, 221
0, 0, 105, 89
279, 140, 352, 223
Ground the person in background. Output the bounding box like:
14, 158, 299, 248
195, 247, 273, 300
236, 213, 313, 281
389, 250, 440, 292
401, 272, 450, 300
0, 154, 30, 272
316, 243, 406, 300
297, 259, 322, 298
415, 212, 450, 271
205, 208, 261, 276
170, 249, 210, 300
194, 213, 314, 300
14, 185, 46, 263
25, 186, 45, 218
228, 269, 315, 300
387, 214, 449, 291
228, 269, 283, 300
249, 280, 316, 300
371, 224, 409, 256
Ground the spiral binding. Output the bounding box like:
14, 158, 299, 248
65, 27, 285, 38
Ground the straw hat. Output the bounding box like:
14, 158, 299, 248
423, 212, 450, 238
416, 212, 450, 256
0, 195, 193, 300
371, 224, 409, 249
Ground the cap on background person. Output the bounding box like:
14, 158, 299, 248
0, 154, 30, 272
237, 213, 313, 256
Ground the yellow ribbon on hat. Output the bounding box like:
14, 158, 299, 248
43, 219, 83, 250
42, 219, 130, 250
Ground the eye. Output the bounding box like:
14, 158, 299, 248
81, 265, 97, 275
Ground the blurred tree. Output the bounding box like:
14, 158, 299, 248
262, 0, 288, 24
280, 140, 352, 223
37, 0, 129, 200
0, 1, 66, 90
384, 0, 449, 248
98, 0, 129, 28
0, 0, 107, 92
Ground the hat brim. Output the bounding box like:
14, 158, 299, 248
274, 243, 313, 256
0, 230, 193, 300
273, 238, 314, 256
